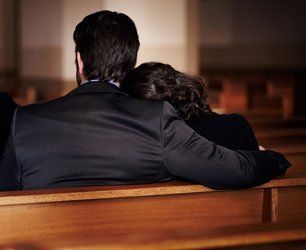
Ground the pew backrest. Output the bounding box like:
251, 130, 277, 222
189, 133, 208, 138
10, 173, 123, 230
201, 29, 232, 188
1, 173, 305, 206
0, 173, 306, 243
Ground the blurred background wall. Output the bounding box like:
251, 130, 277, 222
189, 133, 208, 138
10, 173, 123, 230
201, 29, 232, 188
0, 0, 199, 98
0, 0, 306, 117
0, 0, 16, 76
200, 0, 306, 69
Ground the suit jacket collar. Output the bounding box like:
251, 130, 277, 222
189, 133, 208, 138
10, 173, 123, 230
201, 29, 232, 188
67, 81, 128, 96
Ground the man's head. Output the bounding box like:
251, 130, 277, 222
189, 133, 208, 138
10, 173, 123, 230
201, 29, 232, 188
73, 10, 140, 85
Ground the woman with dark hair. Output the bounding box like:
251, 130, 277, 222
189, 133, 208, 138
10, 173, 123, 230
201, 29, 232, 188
122, 62, 259, 150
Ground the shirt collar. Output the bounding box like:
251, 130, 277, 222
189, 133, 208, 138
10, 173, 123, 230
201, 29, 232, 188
81, 79, 120, 88
68, 80, 128, 96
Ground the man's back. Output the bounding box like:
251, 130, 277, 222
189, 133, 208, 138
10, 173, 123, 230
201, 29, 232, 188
0, 81, 291, 191
13, 82, 173, 189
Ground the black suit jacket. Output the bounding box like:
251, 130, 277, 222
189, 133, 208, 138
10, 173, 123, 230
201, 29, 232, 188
0, 81, 290, 190
188, 113, 259, 150
0, 92, 17, 157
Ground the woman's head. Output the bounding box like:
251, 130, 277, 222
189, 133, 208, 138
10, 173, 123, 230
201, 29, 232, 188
121, 62, 211, 121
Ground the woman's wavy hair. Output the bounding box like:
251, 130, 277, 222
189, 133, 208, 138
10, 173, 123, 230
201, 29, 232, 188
121, 62, 212, 121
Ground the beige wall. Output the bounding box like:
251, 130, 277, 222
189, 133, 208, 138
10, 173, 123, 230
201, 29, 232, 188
20, 0, 103, 84
103, 0, 199, 74
20, 0, 62, 78
61, 0, 102, 83
19, 0, 199, 90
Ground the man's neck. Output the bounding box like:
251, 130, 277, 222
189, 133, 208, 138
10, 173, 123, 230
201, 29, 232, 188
80, 79, 99, 85
80, 79, 120, 88
108, 80, 120, 88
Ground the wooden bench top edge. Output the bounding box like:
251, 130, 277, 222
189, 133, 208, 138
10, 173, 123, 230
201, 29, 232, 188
0, 173, 305, 206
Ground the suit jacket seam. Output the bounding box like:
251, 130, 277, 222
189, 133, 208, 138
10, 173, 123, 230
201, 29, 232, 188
153, 101, 169, 182
12, 107, 23, 188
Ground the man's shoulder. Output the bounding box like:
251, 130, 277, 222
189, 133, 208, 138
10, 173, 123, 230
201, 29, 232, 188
17, 95, 68, 114
115, 95, 169, 121
17, 93, 168, 121
120, 94, 165, 109
0, 92, 17, 106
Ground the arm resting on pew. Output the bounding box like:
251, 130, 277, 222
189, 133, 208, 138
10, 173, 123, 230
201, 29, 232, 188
0, 103, 291, 191
161, 102, 291, 189
1, 173, 305, 206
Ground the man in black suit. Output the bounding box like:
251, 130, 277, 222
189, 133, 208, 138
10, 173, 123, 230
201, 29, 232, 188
0, 92, 17, 157
0, 11, 290, 191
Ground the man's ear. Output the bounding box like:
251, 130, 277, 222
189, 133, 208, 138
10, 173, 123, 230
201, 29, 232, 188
76, 51, 84, 76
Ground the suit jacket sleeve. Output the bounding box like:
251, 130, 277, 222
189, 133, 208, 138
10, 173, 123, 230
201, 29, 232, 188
0, 92, 18, 156
161, 102, 291, 189
0, 108, 22, 191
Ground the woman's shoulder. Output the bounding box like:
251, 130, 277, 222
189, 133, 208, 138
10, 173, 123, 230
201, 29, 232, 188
215, 113, 256, 131
189, 112, 259, 150
216, 112, 245, 120
189, 112, 249, 132
195, 112, 248, 125
217, 113, 250, 124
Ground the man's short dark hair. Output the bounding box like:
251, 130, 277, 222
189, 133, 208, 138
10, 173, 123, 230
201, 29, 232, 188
73, 10, 140, 83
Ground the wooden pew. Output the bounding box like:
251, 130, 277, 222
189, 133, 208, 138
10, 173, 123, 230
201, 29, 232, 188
270, 144, 306, 174
219, 76, 282, 114
267, 77, 306, 119
250, 116, 306, 174
267, 80, 295, 119
256, 130, 306, 174
1, 173, 306, 244
249, 116, 306, 131
220, 79, 251, 112
219, 78, 275, 113
2, 220, 306, 250
253, 126, 306, 173
256, 128, 306, 146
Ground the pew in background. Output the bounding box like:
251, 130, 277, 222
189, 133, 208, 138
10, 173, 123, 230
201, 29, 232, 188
204, 70, 306, 119
249, 116, 306, 174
